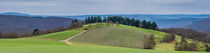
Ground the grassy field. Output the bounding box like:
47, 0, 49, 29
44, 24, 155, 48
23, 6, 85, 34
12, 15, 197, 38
0, 23, 209, 53
117, 24, 167, 42
71, 26, 149, 48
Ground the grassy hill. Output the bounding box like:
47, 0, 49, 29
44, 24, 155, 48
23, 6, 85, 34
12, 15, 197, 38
71, 24, 180, 50
71, 26, 149, 48
0, 23, 209, 53
71, 23, 169, 48
117, 24, 167, 42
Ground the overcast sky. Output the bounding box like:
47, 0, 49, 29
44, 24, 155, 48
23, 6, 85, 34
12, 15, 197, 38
0, 0, 210, 15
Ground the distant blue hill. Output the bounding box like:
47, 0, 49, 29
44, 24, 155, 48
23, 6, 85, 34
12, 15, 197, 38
0, 12, 63, 18
0, 12, 31, 16
1, 12, 210, 28
0, 15, 73, 34
186, 18, 210, 34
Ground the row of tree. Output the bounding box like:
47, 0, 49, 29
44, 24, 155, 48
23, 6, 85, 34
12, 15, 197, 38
0, 27, 66, 38
160, 28, 210, 43
31, 19, 83, 36
85, 16, 159, 30
160, 28, 210, 52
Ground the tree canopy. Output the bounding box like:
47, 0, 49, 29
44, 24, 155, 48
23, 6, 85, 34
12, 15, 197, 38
85, 16, 159, 30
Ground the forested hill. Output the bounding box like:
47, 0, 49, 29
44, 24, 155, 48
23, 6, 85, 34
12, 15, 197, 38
67, 14, 209, 28
186, 18, 210, 34
0, 15, 73, 34
85, 16, 159, 30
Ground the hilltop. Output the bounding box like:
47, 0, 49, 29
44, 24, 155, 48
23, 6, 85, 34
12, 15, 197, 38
72, 26, 148, 48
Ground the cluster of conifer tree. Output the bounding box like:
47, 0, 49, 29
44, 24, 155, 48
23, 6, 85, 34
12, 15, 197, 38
85, 16, 159, 30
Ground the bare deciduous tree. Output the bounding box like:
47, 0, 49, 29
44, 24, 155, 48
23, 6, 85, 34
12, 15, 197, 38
143, 34, 156, 49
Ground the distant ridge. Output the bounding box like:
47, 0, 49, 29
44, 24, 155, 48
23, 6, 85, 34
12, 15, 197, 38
0, 15, 73, 34
0, 12, 31, 16
1, 12, 210, 28
186, 18, 210, 34
0, 12, 64, 18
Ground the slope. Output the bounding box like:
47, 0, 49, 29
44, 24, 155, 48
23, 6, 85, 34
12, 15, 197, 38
71, 26, 149, 48
71, 24, 170, 49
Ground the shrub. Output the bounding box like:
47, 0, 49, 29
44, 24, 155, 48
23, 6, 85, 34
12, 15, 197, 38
67, 19, 83, 30
33, 29, 40, 36
1, 32, 32, 38
0, 32, 2, 38
205, 44, 210, 52
163, 34, 176, 42
143, 34, 156, 49
175, 37, 198, 51
3, 32, 20, 38
52, 27, 65, 32
188, 43, 198, 51
22, 32, 32, 37
47, 27, 65, 33
207, 47, 210, 52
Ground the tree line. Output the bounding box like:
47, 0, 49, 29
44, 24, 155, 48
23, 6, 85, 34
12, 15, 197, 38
85, 16, 159, 30
160, 28, 210, 52
160, 28, 210, 43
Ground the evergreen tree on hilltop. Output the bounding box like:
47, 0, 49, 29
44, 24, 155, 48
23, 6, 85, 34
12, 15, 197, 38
84, 16, 159, 30
141, 20, 147, 28
151, 22, 158, 30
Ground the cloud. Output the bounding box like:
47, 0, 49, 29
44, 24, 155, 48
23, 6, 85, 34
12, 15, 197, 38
0, 0, 209, 15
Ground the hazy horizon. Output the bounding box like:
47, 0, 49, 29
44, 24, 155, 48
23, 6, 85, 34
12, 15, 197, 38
0, 0, 210, 15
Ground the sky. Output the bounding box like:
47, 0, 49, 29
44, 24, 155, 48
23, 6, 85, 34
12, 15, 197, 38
0, 0, 210, 15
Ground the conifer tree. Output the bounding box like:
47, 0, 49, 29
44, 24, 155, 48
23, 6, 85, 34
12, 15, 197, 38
84, 16, 158, 30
